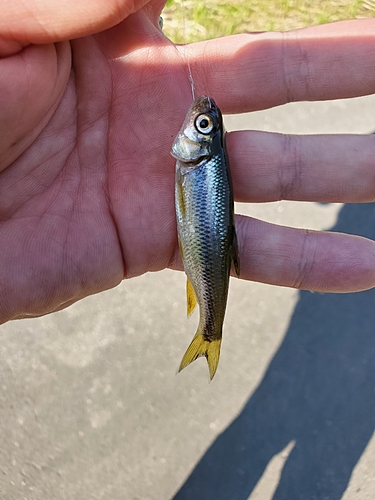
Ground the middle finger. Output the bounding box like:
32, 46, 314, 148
227, 131, 375, 203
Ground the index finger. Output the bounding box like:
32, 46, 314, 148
186, 19, 375, 113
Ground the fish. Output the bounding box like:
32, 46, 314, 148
171, 95, 240, 380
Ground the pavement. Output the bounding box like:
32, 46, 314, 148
1, 94, 375, 500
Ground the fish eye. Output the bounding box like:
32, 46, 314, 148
195, 114, 214, 134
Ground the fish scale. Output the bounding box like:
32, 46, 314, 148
172, 95, 239, 380
181, 155, 230, 333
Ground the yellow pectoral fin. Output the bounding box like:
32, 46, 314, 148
186, 278, 197, 317
178, 333, 222, 381
177, 181, 185, 218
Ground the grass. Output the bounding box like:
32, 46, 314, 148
162, 0, 375, 43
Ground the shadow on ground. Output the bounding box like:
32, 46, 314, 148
173, 203, 375, 500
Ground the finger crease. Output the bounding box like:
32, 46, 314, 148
279, 134, 303, 200
292, 229, 317, 289
282, 32, 312, 102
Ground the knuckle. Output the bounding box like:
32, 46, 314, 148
281, 33, 312, 103
278, 134, 303, 200
292, 229, 317, 289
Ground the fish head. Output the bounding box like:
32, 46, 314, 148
171, 95, 223, 164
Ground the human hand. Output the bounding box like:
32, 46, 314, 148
1, 1, 375, 323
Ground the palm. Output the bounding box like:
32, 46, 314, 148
0, 10, 186, 319
2, 1, 375, 323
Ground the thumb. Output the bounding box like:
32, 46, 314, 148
0, 0, 154, 48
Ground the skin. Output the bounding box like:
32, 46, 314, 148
1, 1, 375, 324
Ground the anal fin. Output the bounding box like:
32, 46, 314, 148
186, 278, 197, 317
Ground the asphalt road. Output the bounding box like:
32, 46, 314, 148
1, 94, 375, 500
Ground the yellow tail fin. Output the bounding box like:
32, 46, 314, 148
178, 333, 222, 380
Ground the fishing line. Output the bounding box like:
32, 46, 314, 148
180, 0, 196, 101
187, 57, 196, 101
162, 0, 196, 101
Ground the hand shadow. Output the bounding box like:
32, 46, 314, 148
173, 202, 375, 500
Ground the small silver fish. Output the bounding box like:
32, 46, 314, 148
171, 95, 240, 380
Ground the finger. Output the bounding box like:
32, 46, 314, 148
236, 215, 375, 293
0, 0, 162, 47
169, 214, 375, 294
185, 19, 375, 113
227, 131, 375, 203
93, 0, 167, 59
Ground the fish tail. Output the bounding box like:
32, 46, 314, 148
178, 331, 222, 381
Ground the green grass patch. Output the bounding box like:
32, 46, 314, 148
162, 0, 374, 43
